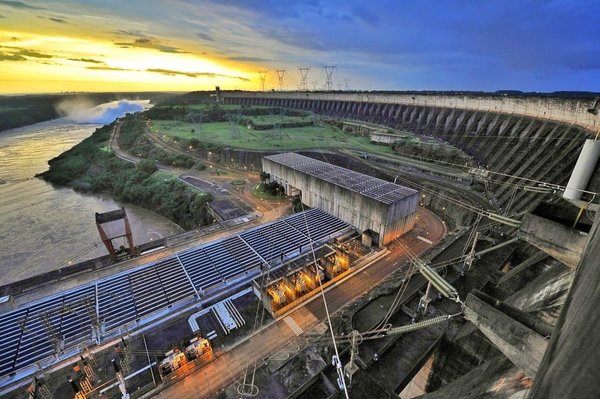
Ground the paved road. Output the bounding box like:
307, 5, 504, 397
150, 208, 445, 399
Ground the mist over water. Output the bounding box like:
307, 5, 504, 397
0, 100, 182, 285
56, 99, 147, 124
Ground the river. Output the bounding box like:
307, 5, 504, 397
0, 101, 184, 285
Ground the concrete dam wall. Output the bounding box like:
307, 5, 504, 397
223, 92, 596, 213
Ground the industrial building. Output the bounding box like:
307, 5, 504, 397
0, 208, 353, 381
263, 152, 419, 245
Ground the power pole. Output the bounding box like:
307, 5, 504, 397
344, 330, 362, 387
275, 69, 286, 91
298, 67, 310, 91
322, 64, 337, 91
462, 232, 479, 274
258, 70, 268, 92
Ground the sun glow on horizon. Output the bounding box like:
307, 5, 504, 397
0, 27, 258, 94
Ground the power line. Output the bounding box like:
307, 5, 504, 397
290, 164, 350, 398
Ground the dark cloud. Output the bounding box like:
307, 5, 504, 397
16, 48, 53, 58
196, 32, 214, 42
0, 51, 26, 61
0, 14, 5, 18
227, 55, 269, 62
0, 0, 45, 10
84, 65, 248, 81
146, 68, 250, 81
146, 68, 198, 78
49, 16, 67, 23
37, 14, 69, 23
86, 65, 135, 72
68, 57, 104, 64
114, 29, 146, 38
114, 37, 186, 53
0, 46, 55, 59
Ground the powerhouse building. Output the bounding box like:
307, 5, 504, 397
263, 153, 419, 245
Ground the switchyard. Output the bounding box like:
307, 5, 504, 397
2, 91, 600, 399
0, 208, 353, 385
263, 152, 419, 245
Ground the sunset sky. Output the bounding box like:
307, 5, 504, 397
0, 0, 599, 94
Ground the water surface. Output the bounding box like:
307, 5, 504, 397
0, 111, 183, 285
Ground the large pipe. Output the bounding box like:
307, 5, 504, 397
563, 139, 600, 201
473, 237, 519, 257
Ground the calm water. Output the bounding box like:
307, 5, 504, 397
0, 112, 183, 285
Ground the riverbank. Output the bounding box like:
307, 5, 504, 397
0, 92, 173, 132
38, 121, 213, 230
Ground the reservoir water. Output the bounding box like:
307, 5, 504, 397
0, 102, 184, 285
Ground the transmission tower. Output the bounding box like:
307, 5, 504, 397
83, 297, 101, 343
39, 312, 63, 355
298, 67, 310, 91
258, 70, 268, 92
322, 64, 337, 91
275, 69, 286, 91
343, 78, 350, 91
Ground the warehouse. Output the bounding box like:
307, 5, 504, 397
263, 152, 419, 245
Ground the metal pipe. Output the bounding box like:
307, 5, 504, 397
386, 315, 452, 335
474, 237, 519, 257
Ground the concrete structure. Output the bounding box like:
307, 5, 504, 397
263, 152, 419, 245
224, 92, 599, 213
463, 291, 551, 379
563, 139, 600, 201
0, 209, 352, 383
370, 131, 403, 144
222, 91, 600, 129
529, 211, 600, 399
518, 213, 588, 269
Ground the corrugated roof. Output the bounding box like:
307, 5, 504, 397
264, 153, 418, 205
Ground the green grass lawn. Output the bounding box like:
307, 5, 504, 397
251, 183, 287, 200
247, 114, 311, 124
183, 104, 271, 111
150, 119, 397, 154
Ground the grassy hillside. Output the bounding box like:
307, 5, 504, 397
39, 121, 212, 230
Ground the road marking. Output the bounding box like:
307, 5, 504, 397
283, 316, 303, 336
417, 235, 433, 245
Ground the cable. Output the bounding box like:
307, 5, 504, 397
289, 163, 349, 398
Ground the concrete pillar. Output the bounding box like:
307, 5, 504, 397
497, 252, 549, 285
529, 211, 600, 399
463, 291, 549, 378
518, 213, 588, 269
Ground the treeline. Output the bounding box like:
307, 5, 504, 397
0, 92, 173, 132
392, 138, 472, 166
39, 122, 213, 230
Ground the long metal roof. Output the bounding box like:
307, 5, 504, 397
0, 208, 351, 379
264, 152, 417, 205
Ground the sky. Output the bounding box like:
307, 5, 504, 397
0, 0, 599, 94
